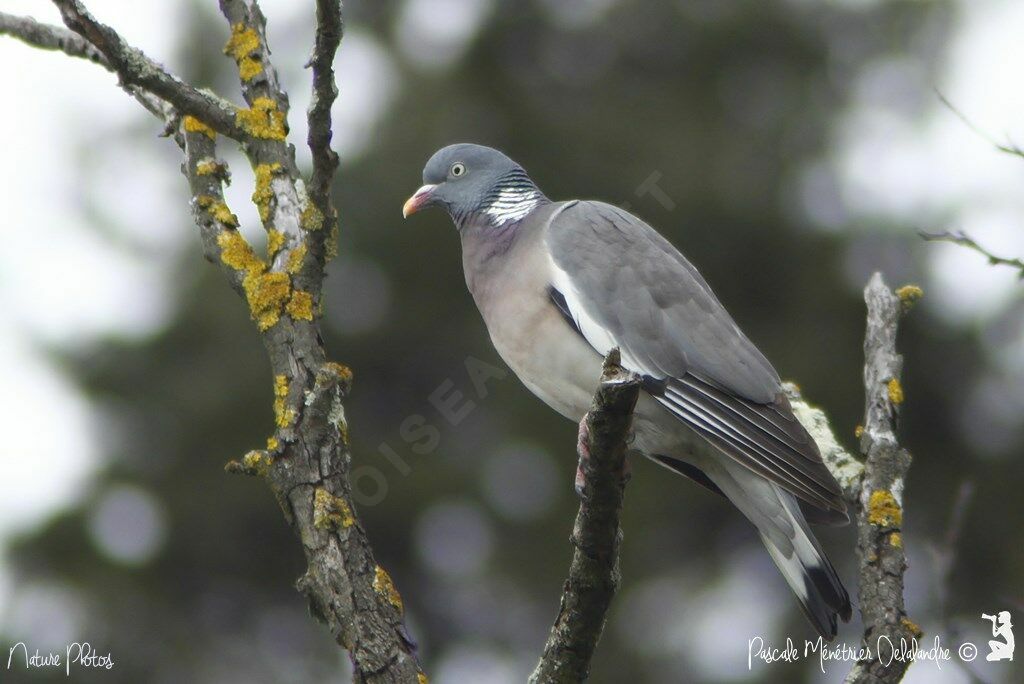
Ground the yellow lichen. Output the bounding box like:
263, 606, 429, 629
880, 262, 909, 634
198, 195, 239, 228
266, 436, 280, 451
887, 378, 904, 405
242, 450, 271, 477
183, 115, 216, 140
236, 97, 286, 141
224, 24, 262, 81
253, 163, 282, 223
244, 271, 291, 331
867, 490, 902, 528
286, 242, 307, 274
373, 565, 404, 613
896, 284, 923, 311
889, 532, 902, 548
286, 289, 314, 321
901, 617, 923, 638
326, 223, 339, 260
300, 201, 324, 231
216, 230, 297, 331
267, 229, 285, 258
417, 673, 429, 684
854, 425, 864, 438
323, 361, 353, 384
195, 159, 220, 176
239, 57, 263, 81
216, 230, 263, 272
272, 374, 296, 428
313, 487, 355, 530
225, 23, 260, 60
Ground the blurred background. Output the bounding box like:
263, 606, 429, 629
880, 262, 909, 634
1, 0, 1022, 682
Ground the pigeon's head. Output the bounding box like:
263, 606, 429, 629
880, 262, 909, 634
403, 143, 544, 226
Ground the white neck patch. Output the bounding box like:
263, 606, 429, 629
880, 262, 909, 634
484, 187, 541, 226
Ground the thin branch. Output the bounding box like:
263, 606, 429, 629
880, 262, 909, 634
930, 480, 975, 627
928, 483, 989, 684
305, 0, 343, 241
936, 90, 1024, 160
919, 229, 1024, 278
530, 350, 640, 684
0, 12, 176, 132
51, 0, 245, 139
0, 11, 107, 65
845, 273, 918, 684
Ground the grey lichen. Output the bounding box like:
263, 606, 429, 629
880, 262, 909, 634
783, 382, 864, 500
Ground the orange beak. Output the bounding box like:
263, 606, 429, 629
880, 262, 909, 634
402, 184, 437, 218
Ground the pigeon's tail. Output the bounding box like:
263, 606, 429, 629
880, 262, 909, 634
706, 461, 851, 640
758, 493, 852, 641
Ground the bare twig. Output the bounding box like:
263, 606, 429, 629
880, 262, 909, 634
0, 12, 177, 132
920, 230, 1024, 278
51, 0, 244, 139
530, 350, 640, 684
931, 481, 975, 627
0, 11, 107, 65
301, 0, 343, 267
936, 90, 1024, 160
928, 483, 988, 684
306, 0, 343, 216
844, 273, 918, 684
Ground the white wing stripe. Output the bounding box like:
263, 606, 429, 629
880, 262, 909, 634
547, 255, 654, 375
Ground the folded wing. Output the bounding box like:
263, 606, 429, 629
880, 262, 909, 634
544, 200, 846, 519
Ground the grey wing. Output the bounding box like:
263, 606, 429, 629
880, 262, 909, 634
545, 200, 847, 519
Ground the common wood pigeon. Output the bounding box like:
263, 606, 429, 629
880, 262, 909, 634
403, 143, 852, 639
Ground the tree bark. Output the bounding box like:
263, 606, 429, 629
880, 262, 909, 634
530, 350, 640, 684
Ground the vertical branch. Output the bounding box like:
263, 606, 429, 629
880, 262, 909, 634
530, 350, 640, 684
306, 0, 342, 209
304, 0, 344, 266
845, 273, 919, 684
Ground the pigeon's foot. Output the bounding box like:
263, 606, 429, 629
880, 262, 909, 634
574, 415, 590, 497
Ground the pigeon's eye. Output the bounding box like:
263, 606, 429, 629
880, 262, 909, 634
450, 162, 466, 178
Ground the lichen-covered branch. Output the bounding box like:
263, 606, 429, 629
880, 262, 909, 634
51, 0, 245, 139
217, 0, 337, 281
7, 2, 422, 682
784, 384, 864, 501
529, 350, 640, 684
844, 273, 919, 684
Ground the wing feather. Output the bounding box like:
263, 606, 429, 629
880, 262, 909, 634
544, 200, 846, 517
